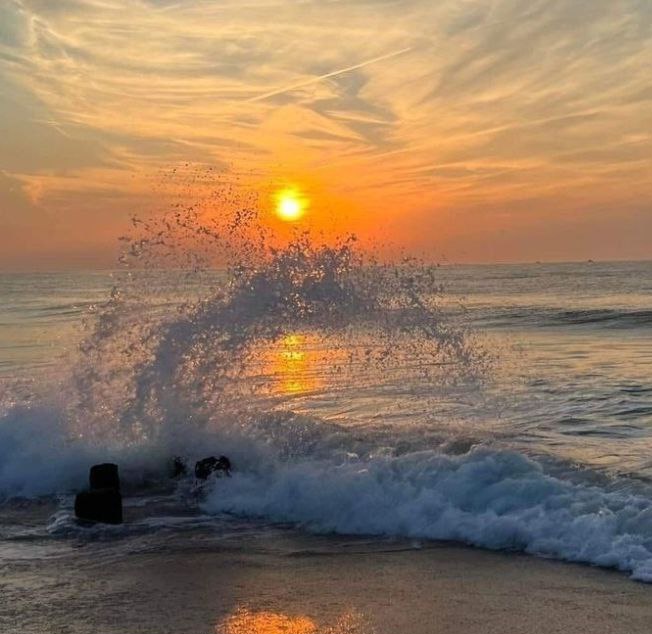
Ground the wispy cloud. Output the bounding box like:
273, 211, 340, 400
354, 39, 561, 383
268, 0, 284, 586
1, 0, 651, 265
248, 46, 413, 102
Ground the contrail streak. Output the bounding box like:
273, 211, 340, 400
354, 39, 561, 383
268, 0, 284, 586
248, 46, 413, 103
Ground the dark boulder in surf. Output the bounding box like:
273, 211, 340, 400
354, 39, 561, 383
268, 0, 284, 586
194, 456, 232, 480
171, 456, 188, 478
89, 463, 120, 491
74, 488, 123, 525
74, 463, 123, 524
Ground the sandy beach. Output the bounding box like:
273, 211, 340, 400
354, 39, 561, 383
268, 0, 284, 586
2, 515, 651, 634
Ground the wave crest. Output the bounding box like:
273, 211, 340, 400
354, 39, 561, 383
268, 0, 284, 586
202, 447, 652, 582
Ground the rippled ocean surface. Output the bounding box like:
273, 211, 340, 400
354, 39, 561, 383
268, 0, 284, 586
2, 262, 651, 475
1, 260, 652, 587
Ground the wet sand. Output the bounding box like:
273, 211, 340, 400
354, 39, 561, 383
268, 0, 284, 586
2, 528, 651, 634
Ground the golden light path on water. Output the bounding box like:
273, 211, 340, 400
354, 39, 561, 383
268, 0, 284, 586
216, 607, 370, 634
260, 333, 336, 397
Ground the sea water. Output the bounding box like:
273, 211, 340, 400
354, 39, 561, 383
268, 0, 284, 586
1, 217, 652, 584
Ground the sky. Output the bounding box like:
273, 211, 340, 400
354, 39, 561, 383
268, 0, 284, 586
0, 0, 651, 269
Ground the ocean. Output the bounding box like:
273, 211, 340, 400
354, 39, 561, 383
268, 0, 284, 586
1, 257, 652, 633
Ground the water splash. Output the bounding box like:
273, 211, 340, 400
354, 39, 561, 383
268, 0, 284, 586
66, 181, 488, 447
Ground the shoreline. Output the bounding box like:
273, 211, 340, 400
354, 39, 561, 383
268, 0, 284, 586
3, 522, 651, 634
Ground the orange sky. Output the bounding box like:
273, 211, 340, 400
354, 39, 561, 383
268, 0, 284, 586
1, 0, 651, 269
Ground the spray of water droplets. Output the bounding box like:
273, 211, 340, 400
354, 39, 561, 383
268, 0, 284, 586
65, 177, 490, 447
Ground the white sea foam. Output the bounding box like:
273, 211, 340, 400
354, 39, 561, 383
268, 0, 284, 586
202, 447, 652, 582
0, 406, 94, 499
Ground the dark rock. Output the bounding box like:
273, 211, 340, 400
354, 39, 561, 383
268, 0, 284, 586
74, 488, 123, 524
75, 463, 123, 524
216, 455, 232, 475
194, 455, 232, 480
89, 463, 120, 491
171, 456, 188, 478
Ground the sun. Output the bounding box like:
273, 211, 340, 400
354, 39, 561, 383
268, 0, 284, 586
275, 188, 307, 222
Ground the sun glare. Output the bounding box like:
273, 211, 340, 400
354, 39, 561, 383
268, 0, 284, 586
275, 189, 307, 222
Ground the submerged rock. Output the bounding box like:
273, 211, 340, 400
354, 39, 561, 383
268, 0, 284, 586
194, 456, 231, 480
171, 456, 188, 478
74, 488, 123, 525
89, 463, 120, 491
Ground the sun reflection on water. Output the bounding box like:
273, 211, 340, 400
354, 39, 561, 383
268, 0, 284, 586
216, 607, 372, 634
271, 333, 320, 396
218, 608, 317, 634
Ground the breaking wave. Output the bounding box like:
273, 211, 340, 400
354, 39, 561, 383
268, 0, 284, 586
1, 178, 652, 583
202, 448, 652, 582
